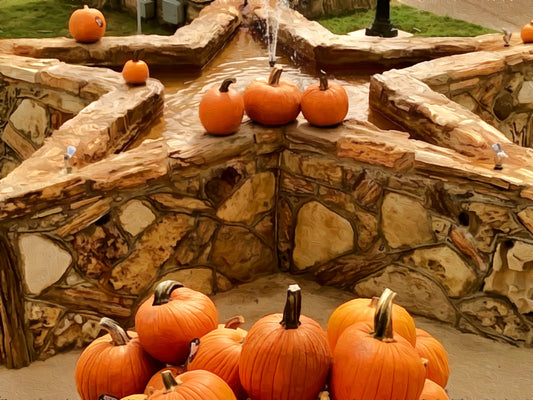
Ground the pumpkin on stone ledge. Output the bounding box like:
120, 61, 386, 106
243, 65, 302, 126
521, 20, 533, 43
122, 51, 150, 85
69, 5, 106, 43
199, 78, 244, 136
301, 70, 348, 127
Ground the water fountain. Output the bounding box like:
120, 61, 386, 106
0, 0, 533, 374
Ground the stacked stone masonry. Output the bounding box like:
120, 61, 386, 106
1, 0, 533, 368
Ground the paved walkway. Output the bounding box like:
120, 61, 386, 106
397, 0, 533, 32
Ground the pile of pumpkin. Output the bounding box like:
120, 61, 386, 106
199, 65, 349, 135
74, 280, 450, 400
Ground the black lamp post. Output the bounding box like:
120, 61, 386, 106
366, 0, 398, 38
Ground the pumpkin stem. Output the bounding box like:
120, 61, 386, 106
133, 49, 142, 62
219, 78, 236, 93
99, 317, 131, 346
318, 70, 329, 91
372, 288, 396, 342
161, 370, 180, 391
185, 338, 200, 370
223, 315, 245, 329
268, 65, 284, 86
152, 280, 185, 306
280, 284, 302, 330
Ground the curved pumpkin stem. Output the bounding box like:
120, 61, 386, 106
219, 78, 236, 93
318, 70, 329, 91
99, 317, 131, 346
152, 280, 184, 306
280, 284, 302, 330
223, 315, 245, 329
268, 65, 284, 86
372, 288, 396, 342
161, 369, 180, 391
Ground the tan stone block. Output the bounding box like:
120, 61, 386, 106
381, 192, 434, 248
1, 123, 36, 159
293, 201, 354, 270
518, 207, 533, 234
118, 199, 156, 236
403, 245, 477, 297
449, 77, 480, 93
353, 264, 457, 323
9, 99, 49, 145
280, 172, 315, 194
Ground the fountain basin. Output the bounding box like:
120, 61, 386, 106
1, 0, 533, 369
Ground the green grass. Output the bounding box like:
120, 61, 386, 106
317, 5, 498, 37
0, 0, 175, 39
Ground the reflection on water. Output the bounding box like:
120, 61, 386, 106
133, 27, 377, 146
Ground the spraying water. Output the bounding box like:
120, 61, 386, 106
263, 0, 289, 67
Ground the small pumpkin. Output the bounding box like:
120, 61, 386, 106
69, 5, 106, 43
301, 70, 348, 127
122, 51, 150, 85
330, 288, 426, 400
243, 65, 302, 125
327, 294, 417, 352
239, 284, 331, 400
188, 316, 248, 399
74, 317, 162, 400
148, 369, 237, 400
135, 280, 218, 365
415, 328, 450, 388
418, 378, 450, 400
521, 20, 533, 43
199, 78, 244, 135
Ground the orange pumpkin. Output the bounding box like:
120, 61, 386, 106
199, 78, 244, 135
148, 369, 236, 400
419, 378, 450, 400
327, 294, 417, 351
74, 317, 162, 400
239, 284, 331, 400
144, 365, 184, 396
134, 280, 218, 365
415, 328, 450, 388
69, 5, 106, 43
188, 316, 248, 399
122, 53, 150, 85
330, 288, 426, 400
521, 20, 533, 43
243, 65, 302, 125
301, 70, 348, 127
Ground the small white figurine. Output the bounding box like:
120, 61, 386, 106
492, 143, 508, 170
64, 145, 76, 174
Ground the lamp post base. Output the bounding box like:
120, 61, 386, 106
366, 20, 398, 38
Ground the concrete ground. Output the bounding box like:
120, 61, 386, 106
1, 273, 533, 400
397, 0, 533, 33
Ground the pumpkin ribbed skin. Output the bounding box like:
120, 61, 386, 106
148, 370, 237, 400
199, 78, 244, 135
419, 378, 450, 400
122, 59, 150, 85
330, 289, 426, 400
243, 66, 301, 126
301, 70, 348, 127
415, 328, 450, 388
69, 5, 106, 43
75, 318, 161, 400
188, 322, 248, 399
327, 296, 417, 351
239, 286, 331, 400
521, 20, 533, 43
135, 281, 218, 365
